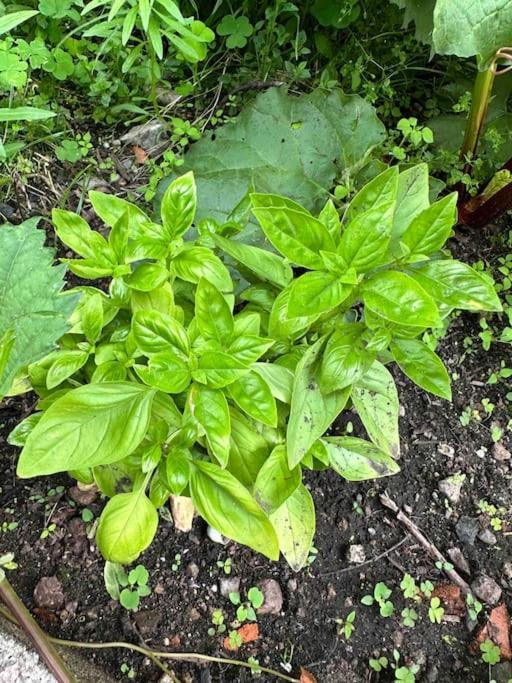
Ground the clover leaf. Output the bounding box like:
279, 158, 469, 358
217, 14, 253, 49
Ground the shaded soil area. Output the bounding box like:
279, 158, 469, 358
0, 218, 511, 682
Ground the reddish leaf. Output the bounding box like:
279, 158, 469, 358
471, 603, 511, 660
132, 145, 148, 164
300, 667, 317, 683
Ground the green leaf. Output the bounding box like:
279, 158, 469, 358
0, 219, 78, 398
171, 245, 232, 292
227, 335, 274, 365
287, 271, 353, 317
189, 384, 230, 466
345, 166, 399, 223
190, 460, 279, 560
212, 233, 293, 289
390, 338, 452, 400
89, 191, 151, 236
166, 448, 191, 495
392, 164, 430, 246
53, 210, 114, 262
156, 88, 385, 239
193, 351, 248, 388
96, 489, 158, 564
134, 351, 191, 393
317, 199, 341, 240
323, 436, 401, 480
0, 106, 55, 122
268, 288, 319, 340
0, 11, 38, 36
254, 445, 301, 513
338, 202, 394, 272
392, 0, 435, 44
227, 408, 269, 488
82, 292, 104, 344
432, 0, 512, 69
363, 271, 440, 328
251, 193, 335, 269
46, 349, 89, 389
195, 278, 233, 343
228, 371, 278, 427
269, 484, 315, 572
124, 262, 168, 291
252, 363, 294, 404
406, 260, 502, 312
161, 171, 196, 239
7, 413, 43, 447
401, 193, 457, 257
351, 361, 400, 457
17, 383, 155, 477
132, 310, 188, 356
320, 323, 375, 392
287, 337, 351, 468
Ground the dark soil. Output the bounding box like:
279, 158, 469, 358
0, 201, 511, 682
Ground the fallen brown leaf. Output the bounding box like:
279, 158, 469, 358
470, 603, 511, 660
132, 145, 148, 163
223, 623, 260, 651
299, 667, 317, 683
432, 583, 465, 616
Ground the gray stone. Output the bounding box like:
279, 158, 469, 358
471, 575, 502, 605
477, 528, 497, 545
455, 516, 479, 545
219, 576, 240, 598
493, 442, 511, 461
447, 547, 471, 574
257, 579, 283, 615
120, 121, 167, 151
346, 544, 366, 564
33, 577, 65, 611
186, 562, 199, 579
133, 609, 161, 636
438, 473, 465, 504
503, 561, 512, 579
0, 628, 55, 683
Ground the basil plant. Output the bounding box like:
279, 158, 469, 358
9, 165, 501, 570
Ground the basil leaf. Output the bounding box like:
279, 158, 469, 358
345, 166, 399, 223
227, 408, 269, 488
89, 191, 151, 236
17, 383, 155, 477
254, 444, 301, 513
251, 193, 335, 269
317, 199, 341, 241
193, 351, 248, 388
363, 271, 440, 327
233, 312, 261, 337
189, 383, 230, 467
337, 202, 394, 272
190, 460, 279, 560
287, 337, 351, 468
392, 164, 430, 244
46, 349, 89, 389
81, 292, 104, 344
212, 233, 293, 289
166, 448, 191, 495
91, 361, 127, 383
401, 193, 457, 257
352, 361, 400, 457
320, 323, 375, 392
269, 287, 320, 341
134, 351, 191, 393
252, 363, 294, 404
406, 260, 502, 312
195, 278, 234, 343
66, 260, 114, 279
228, 371, 278, 427
390, 338, 451, 400
8, 412, 43, 447
161, 170, 196, 239
323, 436, 400, 480
96, 489, 158, 564
227, 335, 274, 365
132, 309, 189, 356
172, 245, 232, 292
287, 271, 353, 317
124, 262, 168, 291
270, 484, 315, 572
52, 209, 115, 264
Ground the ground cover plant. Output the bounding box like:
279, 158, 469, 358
1, 1, 512, 681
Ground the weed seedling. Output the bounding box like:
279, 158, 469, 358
369, 656, 388, 672
362, 582, 394, 617
420, 580, 434, 598
247, 656, 262, 676
217, 557, 232, 575
466, 594, 483, 621
40, 522, 57, 539
208, 609, 226, 636
428, 597, 445, 624
229, 586, 264, 623
335, 610, 356, 640
120, 662, 136, 679
401, 607, 419, 628
480, 639, 501, 665
228, 629, 243, 649
171, 553, 182, 571
400, 573, 419, 600
104, 562, 151, 611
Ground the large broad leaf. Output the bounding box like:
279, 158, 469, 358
270, 484, 315, 572
390, 338, 451, 399
254, 445, 301, 513
0, 218, 78, 398
190, 460, 279, 559
156, 88, 385, 242
351, 361, 400, 458
17, 383, 155, 477
322, 436, 400, 480
287, 337, 351, 468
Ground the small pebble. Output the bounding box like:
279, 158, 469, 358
477, 529, 497, 545
33, 577, 65, 611
455, 516, 479, 545
346, 544, 366, 564
219, 576, 240, 598
471, 575, 502, 605
493, 443, 511, 461
257, 579, 283, 615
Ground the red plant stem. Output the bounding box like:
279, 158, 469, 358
0, 577, 76, 683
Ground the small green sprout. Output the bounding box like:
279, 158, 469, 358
228, 629, 243, 649
335, 610, 356, 640
428, 597, 444, 624
369, 656, 388, 672
401, 607, 419, 627
400, 573, 419, 600
362, 582, 394, 617
420, 580, 434, 598
208, 609, 226, 636
480, 639, 501, 665
466, 594, 483, 621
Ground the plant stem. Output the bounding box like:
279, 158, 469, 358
461, 67, 495, 172
0, 604, 300, 683
0, 577, 76, 683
